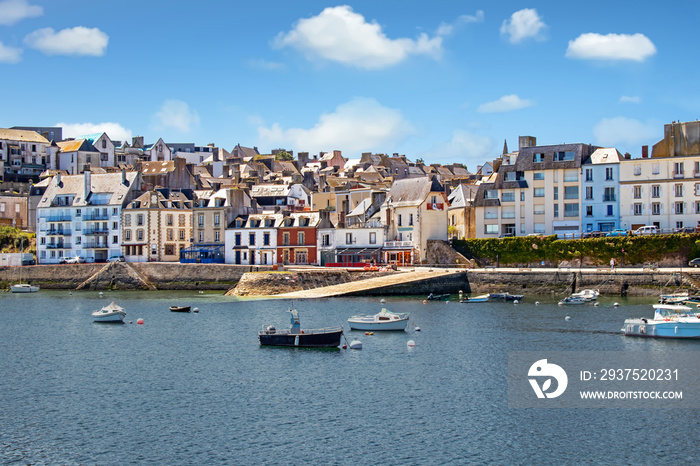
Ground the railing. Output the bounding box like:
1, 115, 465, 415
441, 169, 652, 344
46, 243, 71, 249
43, 215, 72, 222
603, 196, 616, 202
44, 229, 72, 236
83, 213, 110, 221
83, 229, 110, 235
83, 242, 109, 249
384, 241, 413, 248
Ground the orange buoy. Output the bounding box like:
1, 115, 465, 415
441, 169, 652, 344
137, 318, 144, 324
423, 300, 427, 304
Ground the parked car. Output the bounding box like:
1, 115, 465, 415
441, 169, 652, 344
689, 258, 700, 267
606, 229, 628, 237
65, 256, 86, 264
583, 231, 605, 238
633, 225, 659, 235
107, 255, 125, 262
499, 233, 515, 238
675, 226, 698, 234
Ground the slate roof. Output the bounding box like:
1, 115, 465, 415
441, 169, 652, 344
586, 147, 624, 164
385, 176, 444, 208
38, 171, 138, 208
447, 184, 477, 208
141, 161, 175, 175
127, 189, 193, 209
514, 143, 597, 171
250, 184, 290, 197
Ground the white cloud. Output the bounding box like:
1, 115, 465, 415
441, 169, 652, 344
257, 97, 414, 153
593, 117, 657, 146
0, 0, 43, 26
153, 100, 200, 133
274, 5, 442, 69
58, 122, 132, 143
248, 58, 285, 70
0, 41, 22, 63
437, 10, 484, 36
477, 94, 534, 113
500, 8, 546, 44
566, 33, 656, 62
24, 26, 109, 56
420, 130, 494, 165
619, 95, 641, 104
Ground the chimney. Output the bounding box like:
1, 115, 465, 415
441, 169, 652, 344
642, 145, 648, 158
84, 169, 91, 199
121, 167, 126, 185
56, 172, 61, 185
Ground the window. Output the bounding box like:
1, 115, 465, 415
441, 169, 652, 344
214, 214, 220, 227
484, 210, 497, 219
137, 214, 143, 226
112, 222, 118, 230
167, 229, 173, 241
322, 234, 330, 246
520, 192, 525, 201
533, 171, 545, 181
534, 205, 545, 215
409, 214, 413, 226
555, 151, 575, 162
634, 203, 643, 215
167, 214, 173, 226
501, 208, 515, 219
249, 233, 255, 245
585, 169, 593, 181
264, 232, 270, 246
346, 233, 353, 244
125, 230, 131, 241
676, 221, 684, 229
675, 184, 683, 197
674, 162, 684, 177
634, 186, 642, 199
604, 187, 615, 202
124, 214, 130, 226
564, 170, 578, 182
553, 187, 558, 200
534, 223, 545, 233
533, 153, 545, 163
564, 203, 579, 217
534, 188, 545, 197
370, 232, 376, 244
235, 233, 241, 246
586, 206, 593, 217
652, 203, 660, 215
634, 164, 642, 176
215, 231, 220, 242
198, 214, 204, 227
564, 186, 578, 199
585, 186, 593, 200
696, 202, 700, 214
179, 230, 185, 241
652, 185, 660, 198
283, 232, 290, 245
502, 191, 515, 202
504, 172, 517, 181
485, 190, 498, 199
112, 235, 118, 244
298, 232, 304, 244
137, 229, 144, 241
165, 244, 174, 255
605, 167, 614, 181
198, 232, 204, 242
675, 202, 685, 214
652, 163, 660, 175
554, 205, 559, 217
398, 214, 402, 226
485, 224, 498, 234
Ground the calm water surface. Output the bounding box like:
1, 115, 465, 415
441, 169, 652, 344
0, 291, 698, 464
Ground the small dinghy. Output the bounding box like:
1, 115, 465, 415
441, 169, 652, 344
170, 305, 191, 312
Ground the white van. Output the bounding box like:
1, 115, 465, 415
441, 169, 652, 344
633, 225, 659, 236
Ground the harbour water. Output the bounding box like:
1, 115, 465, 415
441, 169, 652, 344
1, 291, 698, 464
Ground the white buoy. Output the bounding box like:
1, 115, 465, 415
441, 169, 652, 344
199, 290, 204, 294
535, 301, 540, 305
613, 302, 619, 307
407, 340, 416, 347
99, 292, 104, 297
565, 315, 571, 321
558, 301, 563, 306
69, 291, 72, 295
380, 298, 386, 303
349, 340, 362, 350
594, 302, 600, 307
513, 300, 519, 304
193, 307, 199, 313
414, 325, 421, 332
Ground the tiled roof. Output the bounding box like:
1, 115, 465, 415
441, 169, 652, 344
0, 128, 50, 144
385, 176, 443, 208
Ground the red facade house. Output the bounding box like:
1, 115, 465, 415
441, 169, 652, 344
276, 212, 320, 265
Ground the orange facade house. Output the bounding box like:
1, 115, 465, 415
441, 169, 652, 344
276, 212, 320, 265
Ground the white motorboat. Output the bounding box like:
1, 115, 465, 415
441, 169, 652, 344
622, 304, 700, 338
348, 308, 410, 331
659, 291, 689, 304
92, 301, 127, 323
559, 296, 587, 305
570, 289, 598, 301
10, 283, 40, 293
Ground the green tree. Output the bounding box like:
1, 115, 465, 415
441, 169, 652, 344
275, 151, 293, 161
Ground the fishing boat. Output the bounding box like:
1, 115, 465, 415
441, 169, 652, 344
570, 289, 599, 301
347, 308, 410, 331
92, 301, 127, 323
10, 239, 39, 293
460, 294, 489, 303
622, 304, 700, 338
426, 293, 450, 301
488, 292, 524, 301
659, 291, 690, 304
559, 296, 587, 305
169, 305, 191, 312
259, 309, 343, 348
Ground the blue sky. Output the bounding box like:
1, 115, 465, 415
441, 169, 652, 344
1, 1, 699, 170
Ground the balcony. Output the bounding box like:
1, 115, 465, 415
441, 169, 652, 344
44, 229, 72, 236
384, 241, 413, 248
42, 215, 72, 222
83, 229, 109, 235
83, 242, 109, 249
46, 243, 71, 249
603, 195, 616, 202
83, 213, 110, 221
426, 203, 444, 211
